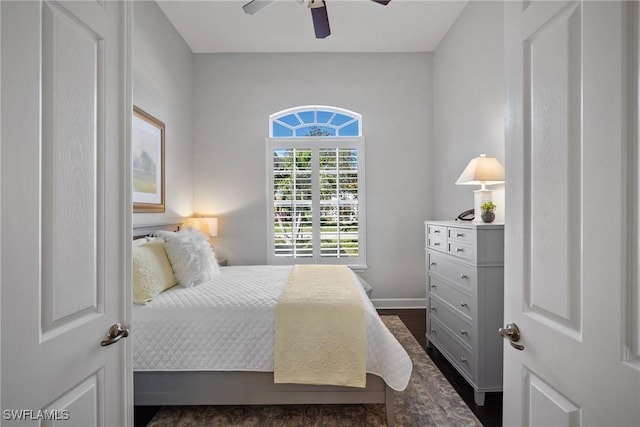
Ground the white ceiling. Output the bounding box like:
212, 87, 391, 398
156, 0, 468, 53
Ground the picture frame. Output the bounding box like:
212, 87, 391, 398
132, 106, 165, 213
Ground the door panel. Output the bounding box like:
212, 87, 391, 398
504, 1, 640, 426
41, 0, 103, 335
42, 371, 103, 426
525, 2, 582, 334
1, 1, 129, 425
524, 368, 581, 427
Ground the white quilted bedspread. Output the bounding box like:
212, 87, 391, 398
132, 265, 412, 391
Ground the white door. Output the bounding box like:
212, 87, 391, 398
504, 1, 640, 426
1, 1, 131, 426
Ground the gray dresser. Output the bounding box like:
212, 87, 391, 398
425, 220, 504, 406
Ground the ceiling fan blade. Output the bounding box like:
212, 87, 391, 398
310, 1, 330, 39
371, 0, 391, 5
242, 0, 274, 15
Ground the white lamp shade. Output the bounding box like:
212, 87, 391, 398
183, 216, 218, 237
455, 154, 505, 186
202, 217, 218, 237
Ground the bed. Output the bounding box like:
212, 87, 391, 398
132, 224, 412, 426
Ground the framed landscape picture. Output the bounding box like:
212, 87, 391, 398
132, 106, 165, 213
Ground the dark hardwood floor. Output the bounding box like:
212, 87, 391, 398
378, 308, 502, 427
135, 308, 502, 427
135, 405, 160, 427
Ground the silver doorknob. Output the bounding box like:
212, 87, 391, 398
101, 323, 129, 347
499, 322, 524, 351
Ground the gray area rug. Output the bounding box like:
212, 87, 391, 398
147, 316, 481, 426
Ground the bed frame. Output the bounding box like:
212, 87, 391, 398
132, 223, 395, 426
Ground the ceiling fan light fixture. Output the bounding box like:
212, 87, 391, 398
242, 0, 274, 15
243, 0, 390, 39
308, 0, 325, 9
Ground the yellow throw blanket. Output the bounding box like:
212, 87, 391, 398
274, 265, 366, 388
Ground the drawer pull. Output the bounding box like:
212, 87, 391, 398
460, 329, 467, 335
430, 262, 437, 267
460, 357, 468, 363
460, 274, 468, 279
434, 242, 440, 246
460, 301, 468, 307
430, 284, 437, 289
456, 248, 464, 253
434, 229, 441, 234
430, 307, 436, 312
430, 329, 437, 334
456, 233, 464, 238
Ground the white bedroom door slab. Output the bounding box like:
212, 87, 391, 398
504, 1, 640, 426
1, 1, 130, 426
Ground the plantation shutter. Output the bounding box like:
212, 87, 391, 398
273, 148, 313, 258
319, 148, 359, 258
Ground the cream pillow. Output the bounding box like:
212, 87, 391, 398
133, 240, 177, 304
156, 229, 220, 288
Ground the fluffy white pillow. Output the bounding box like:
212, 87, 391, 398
156, 229, 220, 288
133, 240, 178, 304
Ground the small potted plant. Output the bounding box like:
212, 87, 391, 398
480, 201, 496, 223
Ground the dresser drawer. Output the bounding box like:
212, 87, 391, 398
429, 317, 474, 379
427, 224, 446, 237
447, 226, 475, 245
447, 241, 474, 261
430, 294, 473, 349
429, 276, 474, 321
427, 235, 446, 251
428, 251, 476, 291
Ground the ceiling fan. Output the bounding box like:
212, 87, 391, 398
242, 0, 391, 39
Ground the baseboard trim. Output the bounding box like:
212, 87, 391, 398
371, 298, 427, 309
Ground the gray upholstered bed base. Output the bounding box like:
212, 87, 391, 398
134, 371, 395, 426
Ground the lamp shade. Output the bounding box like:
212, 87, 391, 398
455, 154, 505, 187
202, 217, 218, 237
183, 216, 218, 237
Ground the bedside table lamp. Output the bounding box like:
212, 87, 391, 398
455, 154, 505, 222
184, 216, 218, 239
201, 217, 218, 238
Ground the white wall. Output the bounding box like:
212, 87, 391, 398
432, 1, 505, 222
193, 53, 433, 302
133, 1, 194, 226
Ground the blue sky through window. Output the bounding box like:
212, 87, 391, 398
271, 106, 361, 138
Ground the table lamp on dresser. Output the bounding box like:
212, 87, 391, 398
455, 153, 505, 222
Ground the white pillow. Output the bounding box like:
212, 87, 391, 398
156, 229, 220, 288
133, 240, 177, 304
133, 237, 150, 247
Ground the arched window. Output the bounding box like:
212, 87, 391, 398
270, 106, 362, 138
267, 106, 366, 269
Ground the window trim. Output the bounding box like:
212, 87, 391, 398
266, 136, 367, 271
